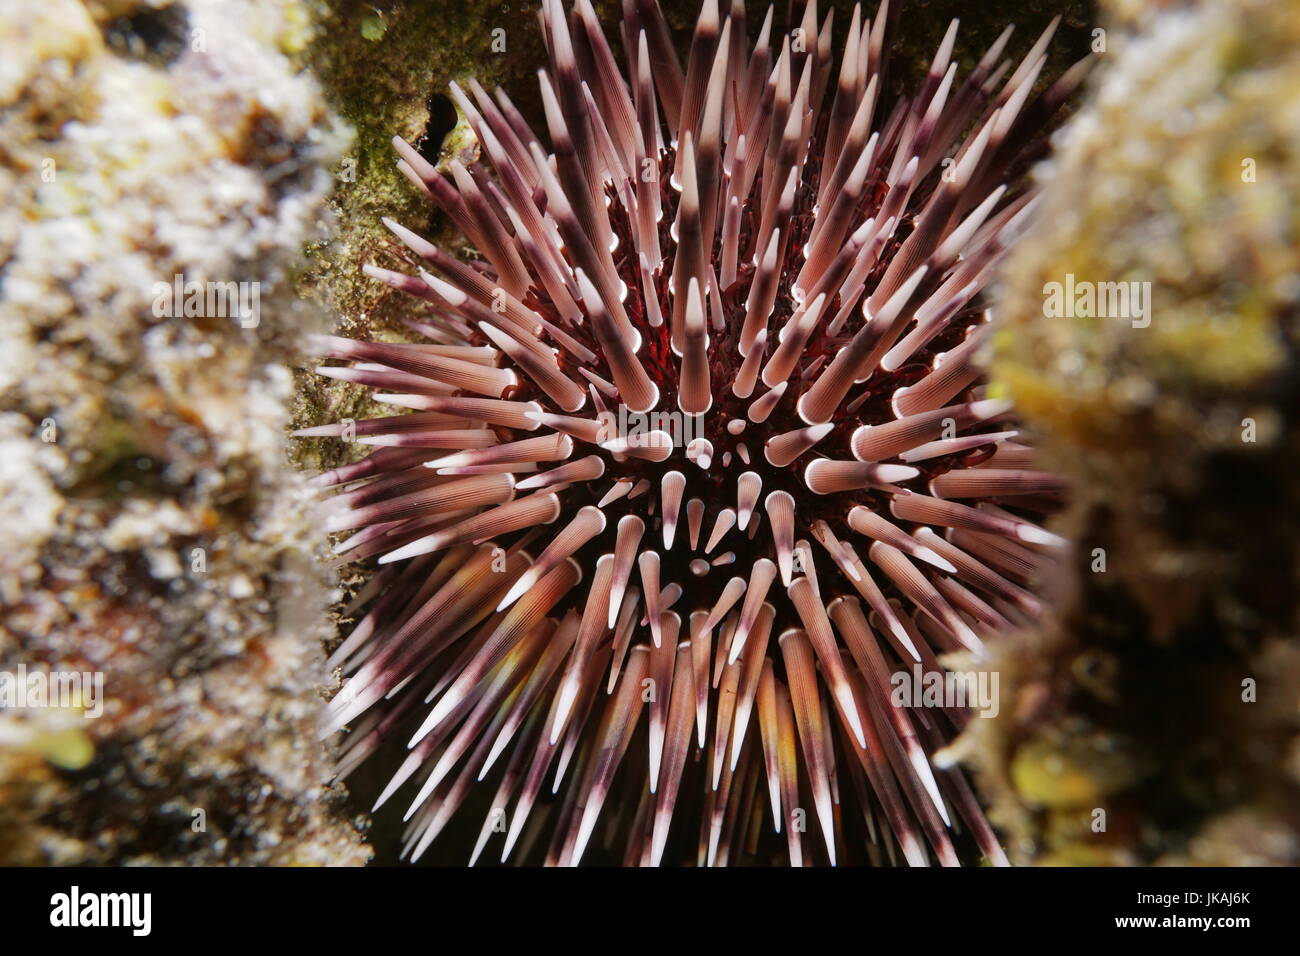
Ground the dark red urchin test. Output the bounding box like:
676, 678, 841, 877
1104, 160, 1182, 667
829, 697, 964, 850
299, 0, 1088, 865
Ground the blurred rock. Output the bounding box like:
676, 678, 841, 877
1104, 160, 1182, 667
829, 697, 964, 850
973, 0, 1300, 865
0, 0, 369, 864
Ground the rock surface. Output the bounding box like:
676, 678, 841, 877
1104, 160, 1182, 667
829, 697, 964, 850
0, 0, 369, 864
975, 0, 1300, 864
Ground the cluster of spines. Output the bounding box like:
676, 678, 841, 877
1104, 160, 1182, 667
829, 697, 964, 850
298, 0, 1087, 865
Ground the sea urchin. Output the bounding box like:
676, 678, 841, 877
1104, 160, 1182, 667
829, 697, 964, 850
300, 0, 1087, 866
